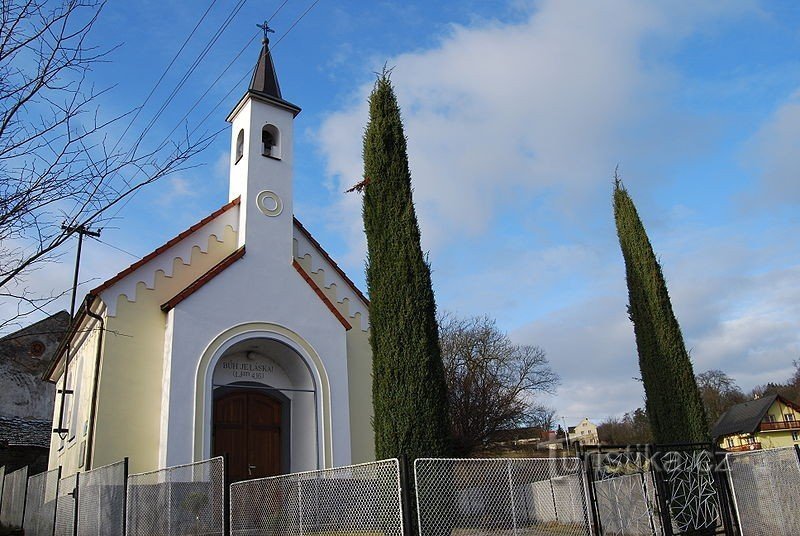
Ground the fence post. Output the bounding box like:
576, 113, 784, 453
580, 450, 602, 536
397, 455, 415, 536
0, 465, 5, 519
20, 466, 29, 531
638, 471, 657, 536
723, 454, 744, 536
52, 466, 62, 536
223, 453, 230, 536
72, 471, 80, 536
122, 457, 129, 536
549, 478, 558, 524
711, 447, 740, 536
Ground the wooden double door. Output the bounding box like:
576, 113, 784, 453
213, 390, 283, 481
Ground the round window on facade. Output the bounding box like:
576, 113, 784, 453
30, 340, 46, 358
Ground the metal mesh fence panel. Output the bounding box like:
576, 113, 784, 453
0, 465, 28, 528
587, 451, 661, 536
23, 467, 60, 536
126, 456, 224, 536
77, 460, 127, 536
414, 457, 590, 536
55, 473, 78, 536
230, 459, 403, 536
727, 447, 800, 536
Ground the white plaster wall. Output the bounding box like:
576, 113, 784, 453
160, 91, 352, 472
161, 254, 352, 471
293, 230, 369, 331
98, 208, 238, 317
228, 96, 295, 261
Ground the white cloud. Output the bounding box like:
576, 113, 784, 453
317, 0, 757, 264
746, 89, 800, 203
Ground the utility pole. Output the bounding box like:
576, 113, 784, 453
562, 416, 571, 452
54, 224, 100, 440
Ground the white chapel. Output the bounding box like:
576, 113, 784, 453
44, 37, 373, 480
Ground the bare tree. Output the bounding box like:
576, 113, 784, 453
438, 312, 559, 456
0, 0, 215, 330
696, 369, 747, 425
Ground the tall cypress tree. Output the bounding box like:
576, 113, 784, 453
613, 179, 708, 444
361, 74, 451, 460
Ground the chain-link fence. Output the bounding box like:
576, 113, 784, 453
414, 457, 591, 536
78, 459, 127, 536
54, 473, 78, 536
126, 456, 225, 536
23, 467, 61, 536
727, 447, 800, 536
0, 465, 28, 528
230, 459, 403, 536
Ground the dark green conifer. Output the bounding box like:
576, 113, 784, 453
613, 179, 708, 444
361, 74, 451, 460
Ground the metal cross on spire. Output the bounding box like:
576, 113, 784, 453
257, 20, 275, 44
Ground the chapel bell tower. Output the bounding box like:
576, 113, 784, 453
226, 24, 301, 262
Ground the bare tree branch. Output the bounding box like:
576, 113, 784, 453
439, 311, 560, 456
0, 0, 217, 328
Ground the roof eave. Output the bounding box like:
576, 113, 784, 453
43, 294, 96, 382
225, 90, 302, 123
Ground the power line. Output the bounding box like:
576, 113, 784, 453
107, 0, 322, 226
130, 0, 249, 154
162, 0, 294, 144
104, 0, 251, 225
191, 0, 323, 139
109, 0, 220, 158
90, 236, 139, 259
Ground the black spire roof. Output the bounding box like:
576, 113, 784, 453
249, 40, 282, 99
230, 35, 300, 118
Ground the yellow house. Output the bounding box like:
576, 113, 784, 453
711, 394, 800, 452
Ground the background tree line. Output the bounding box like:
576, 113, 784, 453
598, 361, 800, 444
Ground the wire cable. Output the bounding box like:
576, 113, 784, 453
106, 0, 321, 228
110, 0, 220, 157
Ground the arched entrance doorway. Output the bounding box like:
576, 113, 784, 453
209, 336, 318, 478
213, 389, 287, 481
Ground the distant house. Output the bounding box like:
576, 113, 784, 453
0, 312, 70, 473
567, 418, 599, 446
712, 394, 800, 452
492, 426, 547, 447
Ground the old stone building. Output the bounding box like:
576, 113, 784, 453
0, 311, 70, 473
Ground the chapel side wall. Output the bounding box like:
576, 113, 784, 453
346, 326, 375, 463
48, 318, 102, 476
294, 240, 375, 463
92, 228, 237, 474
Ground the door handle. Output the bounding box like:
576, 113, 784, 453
248, 464, 256, 476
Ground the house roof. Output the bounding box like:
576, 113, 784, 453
161, 246, 246, 312
711, 394, 782, 438
0, 311, 70, 344
92, 197, 240, 295
0, 417, 51, 447
293, 260, 352, 330
293, 217, 370, 307
46, 197, 370, 380
45, 198, 241, 381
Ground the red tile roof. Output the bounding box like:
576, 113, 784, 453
293, 217, 369, 307
92, 197, 241, 295
161, 246, 246, 312
292, 260, 352, 331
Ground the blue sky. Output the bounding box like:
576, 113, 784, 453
14, 0, 800, 423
